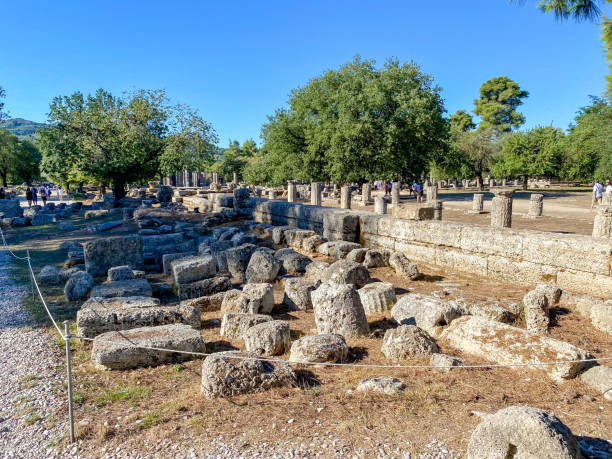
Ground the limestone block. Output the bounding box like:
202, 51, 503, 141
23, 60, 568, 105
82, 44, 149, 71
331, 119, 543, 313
283, 277, 319, 310
275, 249, 312, 275
580, 365, 612, 400
107, 265, 135, 282
381, 325, 439, 360
463, 302, 515, 324
201, 351, 296, 398
393, 205, 435, 221
458, 226, 523, 258
389, 252, 420, 280
345, 248, 368, 263
176, 276, 232, 300
590, 301, 612, 335
64, 271, 93, 301
556, 269, 612, 298
523, 289, 550, 334
220, 313, 273, 339
287, 229, 316, 249
304, 261, 330, 283
289, 334, 348, 363
536, 283, 562, 306
363, 250, 387, 268
90, 278, 152, 299
358, 282, 396, 314
91, 324, 204, 370
467, 405, 580, 459
332, 241, 362, 260
271, 225, 295, 245
245, 250, 281, 284
442, 315, 593, 380
225, 243, 256, 279
316, 241, 337, 256
38, 265, 62, 285
323, 260, 370, 287
83, 235, 143, 277
243, 320, 290, 356
311, 283, 369, 338
77, 296, 199, 338
390, 293, 465, 337
356, 377, 406, 396
180, 291, 227, 313
162, 252, 197, 275
429, 353, 463, 371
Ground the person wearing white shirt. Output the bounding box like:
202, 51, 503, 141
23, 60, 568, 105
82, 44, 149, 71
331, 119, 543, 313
592, 179, 604, 209
606, 179, 612, 195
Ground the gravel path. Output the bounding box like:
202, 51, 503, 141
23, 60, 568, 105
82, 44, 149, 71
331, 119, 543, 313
0, 248, 67, 458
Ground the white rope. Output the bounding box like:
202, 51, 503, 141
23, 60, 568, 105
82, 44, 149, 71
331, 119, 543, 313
0, 227, 31, 260
73, 334, 612, 370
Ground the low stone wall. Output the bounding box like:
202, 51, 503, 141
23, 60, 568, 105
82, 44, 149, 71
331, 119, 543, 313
251, 200, 612, 298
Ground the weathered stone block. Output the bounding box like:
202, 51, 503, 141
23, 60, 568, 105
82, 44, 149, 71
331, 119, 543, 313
289, 334, 348, 363
90, 278, 153, 298
176, 276, 231, 300
171, 255, 216, 284
83, 236, 143, 277
311, 283, 369, 338
220, 313, 273, 339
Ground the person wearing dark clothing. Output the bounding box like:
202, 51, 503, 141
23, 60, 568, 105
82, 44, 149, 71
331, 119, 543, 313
26, 188, 33, 207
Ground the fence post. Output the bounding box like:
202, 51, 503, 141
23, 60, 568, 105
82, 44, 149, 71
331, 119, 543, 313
64, 321, 75, 443
27, 249, 34, 301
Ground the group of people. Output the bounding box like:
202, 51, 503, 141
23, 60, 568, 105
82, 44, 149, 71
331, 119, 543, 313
373, 180, 424, 203
25, 184, 64, 207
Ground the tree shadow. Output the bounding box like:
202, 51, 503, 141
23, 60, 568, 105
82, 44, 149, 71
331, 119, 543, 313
549, 306, 571, 328
347, 346, 369, 362
205, 340, 239, 353
295, 369, 321, 389
420, 274, 445, 283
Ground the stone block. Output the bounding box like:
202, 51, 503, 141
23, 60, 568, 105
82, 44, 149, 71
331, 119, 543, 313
289, 334, 348, 363
176, 276, 232, 300
311, 283, 369, 338
91, 324, 204, 370
90, 278, 153, 298
83, 235, 143, 277
243, 320, 290, 356
171, 255, 216, 284
220, 313, 273, 339
107, 265, 135, 282
162, 252, 197, 275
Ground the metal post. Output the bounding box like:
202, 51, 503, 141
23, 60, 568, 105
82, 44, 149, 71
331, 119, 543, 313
64, 321, 75, 443
27, 249, 34, 301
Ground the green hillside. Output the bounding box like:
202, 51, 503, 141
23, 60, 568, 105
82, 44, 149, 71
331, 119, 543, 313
0, 118, 47, 138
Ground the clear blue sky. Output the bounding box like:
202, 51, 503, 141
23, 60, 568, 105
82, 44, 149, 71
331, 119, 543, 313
0, 0, 609, 147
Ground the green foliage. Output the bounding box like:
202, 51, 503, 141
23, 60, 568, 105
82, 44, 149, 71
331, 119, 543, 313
0, 86, 6, 122
256, 56, 448, 185
473, 76, 529, 133
601, 17, 612, 100
94, 384, 151, 407
211, 139, 257, 182
0, 129, 42, 186
449, 110, 476, 133
535, 0, 603, 22
452, 128, 501, 184
39, 89, 217, 199
564, 96, 612, 180
491, 126, 565, 181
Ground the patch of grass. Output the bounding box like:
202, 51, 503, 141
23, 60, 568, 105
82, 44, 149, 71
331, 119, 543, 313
141, 410, 162, 429
23, 412, 42, 426
94, 385, 152, 407
19, 374, 39, 389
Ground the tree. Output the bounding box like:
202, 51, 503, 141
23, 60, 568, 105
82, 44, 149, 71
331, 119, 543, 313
564, 96, 612, 180
453, 128, 501, 188
491, 126, 565, 189
211, 139, 257, 182
449, 110, 476, 133
0, 86, 6, 122
39, 89, 217, 202
0, 130, 41, 186
473, 76, 529, 133
259, 57, 448, 185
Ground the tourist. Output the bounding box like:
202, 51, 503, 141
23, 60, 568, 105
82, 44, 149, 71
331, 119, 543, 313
591, 179, 604, 209
386, 181, 392, 195
57, 185, 63, 201
40, 185, 47, 205
606, 179, 612, 195
26, 187, 33, 207
31, 186, 38, 205
415, 181, 423, 203
0, 188, 4, 200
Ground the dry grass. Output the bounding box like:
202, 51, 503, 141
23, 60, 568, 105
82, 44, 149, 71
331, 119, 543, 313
3, 207, 611, 455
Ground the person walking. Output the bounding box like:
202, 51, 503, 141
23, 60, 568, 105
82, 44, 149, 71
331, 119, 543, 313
415, 181, 423, 203
57, 185, 63, 201
31, 186, 38, 205
26, 187, 33, 207
40, 185, 47, 205
592, 179, 604, 209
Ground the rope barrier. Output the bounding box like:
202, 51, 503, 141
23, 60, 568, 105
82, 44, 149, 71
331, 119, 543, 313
73, 334, 612, 370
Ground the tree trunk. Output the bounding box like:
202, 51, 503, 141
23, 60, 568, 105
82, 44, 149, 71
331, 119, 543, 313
477, 171, 484, 191
523, 174, 528, 191
78, 182, 84, 193
113, 180, 126, 206
0, 172, 7, 188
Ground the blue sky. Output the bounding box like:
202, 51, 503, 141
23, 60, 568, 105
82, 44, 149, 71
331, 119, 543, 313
0, 0, 609, 147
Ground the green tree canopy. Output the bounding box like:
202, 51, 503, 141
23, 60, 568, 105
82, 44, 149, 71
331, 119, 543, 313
0, 86, 6, 122
39, 89, 217, 201
211, 139, 258, 182
0, 130, 41, 187
258, 57, 448, 185
473, 76, 529, 133
453, 128, 501, 187
491, 126, 565, 188
564, 96, 612, 180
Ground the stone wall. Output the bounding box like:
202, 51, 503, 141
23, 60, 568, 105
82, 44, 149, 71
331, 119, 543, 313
250, 200, 612, 298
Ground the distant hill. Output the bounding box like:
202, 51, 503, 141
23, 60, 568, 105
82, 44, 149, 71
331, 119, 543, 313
0, 118, 47, 139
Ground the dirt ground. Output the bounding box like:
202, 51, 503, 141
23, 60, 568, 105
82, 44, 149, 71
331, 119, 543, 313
3, 203, 611, 458
323, 186, 598, 236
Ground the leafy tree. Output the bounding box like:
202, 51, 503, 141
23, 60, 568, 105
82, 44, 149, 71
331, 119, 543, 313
564, 96, 612, 180
449, 110, 476, 133
211, 139, 257, 182
473, 76, 529, 133
453, 128, 500, 188
0, 86, 6, 122
491, 126, 565, 189
39, 89, 217, 202
0, 130, 41, 186
260, 57, 448, 185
